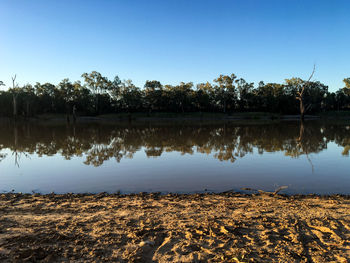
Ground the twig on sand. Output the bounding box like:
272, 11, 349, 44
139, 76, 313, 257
239, 186, 288, 196
273, 186, 288, 195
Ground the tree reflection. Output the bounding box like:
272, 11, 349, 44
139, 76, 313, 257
0, 153, 6, 162
0, 121, 349, 167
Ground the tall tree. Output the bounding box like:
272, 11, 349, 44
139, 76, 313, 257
119, 79, 143, 112
286, 65, 316, 121
236, 78, 254, 111
213, 74, 237, 113
196, 82, 214, 111
166, 82, 193, 113
58, 79, 75, 120
144, 80, 163, 112
344, 78, 350, 90
10, 75, 20, 119
81, 71, 111, 114
336, 78, 350, 109
22, 84, 36, 117
110, 76, 122, 110
342, 78, 350, 97
35, 82, 58, 112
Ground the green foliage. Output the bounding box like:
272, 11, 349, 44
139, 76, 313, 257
144, 80, 163, 111
344, 78, 350, 90
118, 79, 143, 112
81, 71, 111, 114
213, 74, 237, 112
0, 72, 349, 117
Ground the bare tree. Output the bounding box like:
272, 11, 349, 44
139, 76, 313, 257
11, 75, 19, 120
297, 121, 314, 172
296, 65, 316, 121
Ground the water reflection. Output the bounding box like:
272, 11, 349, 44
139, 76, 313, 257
0, 120, 349, 167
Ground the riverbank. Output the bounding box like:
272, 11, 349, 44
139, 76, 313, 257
0, 112, 322, 125
1, 193, 349, 262
3, 111, 350, 123
34, 112, 320, 122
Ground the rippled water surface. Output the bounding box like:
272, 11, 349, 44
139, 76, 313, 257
1, 120, 349, 194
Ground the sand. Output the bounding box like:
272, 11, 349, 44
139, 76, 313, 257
0, 192, 349, 262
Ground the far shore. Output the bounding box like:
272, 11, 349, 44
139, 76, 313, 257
0, 192, 349, 262
2, 111, 350, 124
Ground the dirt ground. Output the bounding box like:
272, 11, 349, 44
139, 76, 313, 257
0, 192, 349, 262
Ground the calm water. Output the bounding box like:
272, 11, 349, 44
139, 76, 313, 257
0, 120, 349, 194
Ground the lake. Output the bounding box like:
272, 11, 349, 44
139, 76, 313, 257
0, 120, 349, 195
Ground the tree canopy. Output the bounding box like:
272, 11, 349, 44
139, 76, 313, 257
0, 72, 349, 117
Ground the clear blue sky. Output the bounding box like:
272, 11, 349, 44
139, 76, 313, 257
0, 0, 349, 91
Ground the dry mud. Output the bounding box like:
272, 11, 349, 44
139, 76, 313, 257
0, 193, 349, 262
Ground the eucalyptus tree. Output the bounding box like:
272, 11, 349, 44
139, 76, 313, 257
286, 65, 316, 121
285, 72, 328, 118
178, 82, 194, 112
335, 90, 348, 110
235, 78, 254, 111
110, 76, 122, 110
340, 78, 350, 108
81, 71, 111, 114
213, 74, 237, 113
166, 82, 193, 113
0, 81, 10, 116
22, 84, 36, 117
10, 75, 21, 119
119, 79, 143, 112
144, 80, 163, 112
196, 82, 214, 111
256, 82, 290, 112
59, 79, 79, 103
58, 79, 75, 118
285, 78, 309, 118
34, 82, 58, 112
74, 82, 94, 115
304, 81, 328, 112
344, 78, 350, 91
333, 79, 350, 110
323, 92, 337, 111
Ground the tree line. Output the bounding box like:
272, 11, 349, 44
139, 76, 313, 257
0, 71, 350, 118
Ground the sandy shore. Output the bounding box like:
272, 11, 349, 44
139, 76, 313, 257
0, 193, 349, 262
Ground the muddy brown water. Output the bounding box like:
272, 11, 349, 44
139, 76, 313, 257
0, 120, 349, 194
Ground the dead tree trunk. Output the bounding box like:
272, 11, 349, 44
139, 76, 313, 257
297, 120, 314, 172
296, 65, 315, 121
299, 97, 305, 121
12, 94, 17, 118
11, 75, 18, 120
